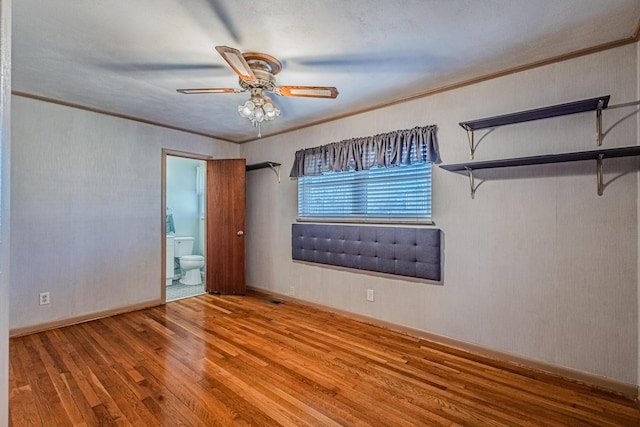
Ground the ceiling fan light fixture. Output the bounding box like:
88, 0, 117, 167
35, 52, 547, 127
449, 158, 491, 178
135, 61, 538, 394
263, 102, 278, 120
253, 106, 265, 122
238, 100, 255, 117
237, 95, 281, 137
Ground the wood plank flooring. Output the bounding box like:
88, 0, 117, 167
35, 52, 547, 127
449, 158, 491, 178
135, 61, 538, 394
9, 291, 640, 426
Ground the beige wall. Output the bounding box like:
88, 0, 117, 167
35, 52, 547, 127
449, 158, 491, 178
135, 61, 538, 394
0, 0, 10, 422
9, 96, 239, 331
241, 44, 639, 385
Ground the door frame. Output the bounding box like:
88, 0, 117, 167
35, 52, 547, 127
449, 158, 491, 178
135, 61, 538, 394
161, 149, 212, 303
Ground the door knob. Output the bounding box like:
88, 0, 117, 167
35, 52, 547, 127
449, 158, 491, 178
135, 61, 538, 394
237, 230, 244, 236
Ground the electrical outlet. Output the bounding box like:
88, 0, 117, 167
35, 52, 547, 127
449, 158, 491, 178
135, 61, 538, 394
39, 292, 50, 305
289, 286, 295, 296
366, 289, 374, 302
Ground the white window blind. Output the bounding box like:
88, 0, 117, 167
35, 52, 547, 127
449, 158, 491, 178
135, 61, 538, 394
297, 163, 432, 221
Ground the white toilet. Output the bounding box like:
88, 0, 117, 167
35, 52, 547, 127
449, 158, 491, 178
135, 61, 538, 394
174, 236, 204, 285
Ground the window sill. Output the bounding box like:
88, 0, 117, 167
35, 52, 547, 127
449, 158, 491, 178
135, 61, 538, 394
296, 217, 434, 226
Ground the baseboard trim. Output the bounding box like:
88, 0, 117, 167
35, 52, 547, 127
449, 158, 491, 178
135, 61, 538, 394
248, 286, 638, 400
9, 298, 163, 338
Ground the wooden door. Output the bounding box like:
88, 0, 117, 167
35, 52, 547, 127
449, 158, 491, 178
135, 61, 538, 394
206, 159, 246, 294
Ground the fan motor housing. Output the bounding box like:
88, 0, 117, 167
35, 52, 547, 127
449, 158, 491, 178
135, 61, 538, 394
243, 52, 282, 74
239, 68, 276, 91
239, 52, 282, 92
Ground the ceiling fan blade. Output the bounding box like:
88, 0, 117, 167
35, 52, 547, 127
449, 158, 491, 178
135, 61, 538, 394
176, 88, 241, 94
215, 46, 256, 81
275, 86, 339, 99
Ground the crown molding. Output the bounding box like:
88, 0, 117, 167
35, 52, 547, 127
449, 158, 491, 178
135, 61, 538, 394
11, 90, 236, 143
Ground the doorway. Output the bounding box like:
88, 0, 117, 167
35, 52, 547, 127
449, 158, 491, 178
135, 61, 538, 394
165, 154, 207, 302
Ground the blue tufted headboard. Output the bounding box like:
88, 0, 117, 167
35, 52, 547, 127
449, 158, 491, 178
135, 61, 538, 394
291, 223, 442, 281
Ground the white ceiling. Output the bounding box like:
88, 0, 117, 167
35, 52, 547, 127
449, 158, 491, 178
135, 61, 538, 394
12, 0, 640, 143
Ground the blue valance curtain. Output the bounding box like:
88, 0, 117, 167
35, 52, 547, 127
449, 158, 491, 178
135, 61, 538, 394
289, 125, 441, 178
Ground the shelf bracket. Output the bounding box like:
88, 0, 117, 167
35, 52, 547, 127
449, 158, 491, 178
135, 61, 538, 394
466, 167, 478, 199
596, 99, 604, 146
246, 161, 282, 183
464, 126, 477, 159
268, 163, 281, 183
596, 153, 604, 196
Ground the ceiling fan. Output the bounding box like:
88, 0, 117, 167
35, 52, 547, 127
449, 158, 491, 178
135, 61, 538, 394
177, 46, 339, 136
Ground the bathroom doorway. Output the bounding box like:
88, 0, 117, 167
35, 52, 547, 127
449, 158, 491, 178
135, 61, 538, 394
164, 153, 207, 302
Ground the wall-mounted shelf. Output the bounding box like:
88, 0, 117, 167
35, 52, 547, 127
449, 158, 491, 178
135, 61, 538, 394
441, 94, 640, 198
246, 161, 282, 182
440, 146, 640, 172
459, 95, 610, 159
246, 161, 281, 171
440, 146, 640, 198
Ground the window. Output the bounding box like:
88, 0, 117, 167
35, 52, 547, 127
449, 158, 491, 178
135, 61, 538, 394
297, 162, 432, 222
291, 125, 439, 223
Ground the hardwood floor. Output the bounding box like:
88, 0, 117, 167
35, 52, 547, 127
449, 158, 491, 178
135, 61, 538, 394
9, 291, 640, 426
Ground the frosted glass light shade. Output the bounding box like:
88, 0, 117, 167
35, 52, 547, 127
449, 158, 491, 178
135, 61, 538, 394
237, 95, 281, 135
